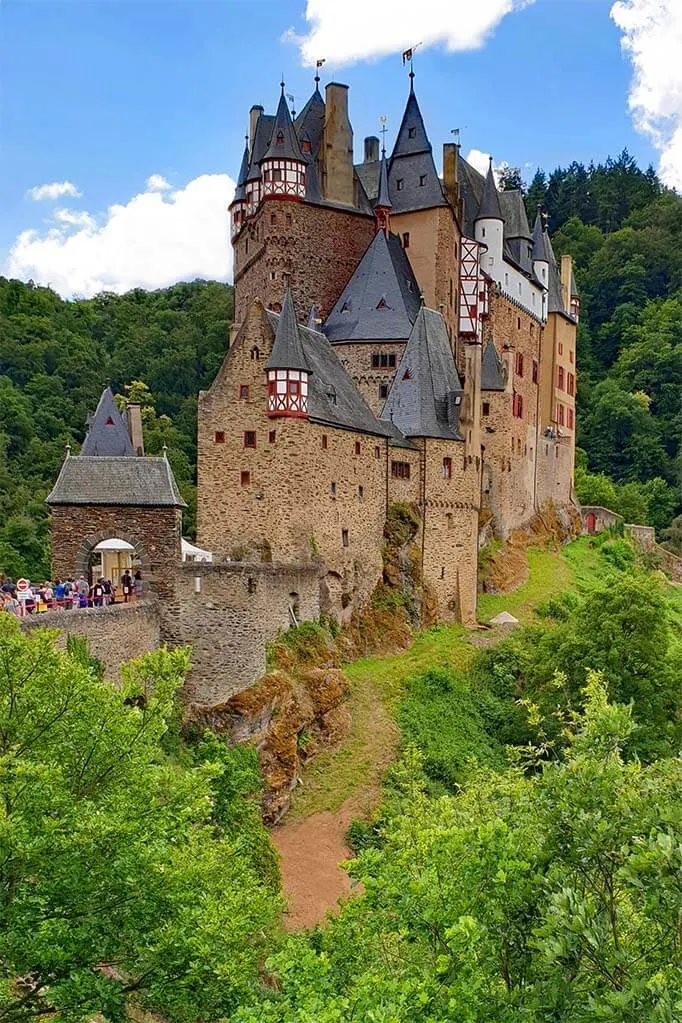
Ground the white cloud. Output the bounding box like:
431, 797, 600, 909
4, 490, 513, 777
146, 173, 171, 191
289, 0, 534, 67
6, 174, 235, 299
466, 148, 492, 176
611, 0, 682, 188
53, 208, 96, 229
27, 180, 82, 201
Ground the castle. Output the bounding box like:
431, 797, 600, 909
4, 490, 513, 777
196, 71, 578, 625
44, 68, 579, 704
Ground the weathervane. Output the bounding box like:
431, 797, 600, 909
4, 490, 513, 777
379, 115, 388, 156
314, 58, 325, 86
401, 42, 421, 81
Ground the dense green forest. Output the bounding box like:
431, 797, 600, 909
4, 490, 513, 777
0, 149, 680, 579
2, 535, 681, 1020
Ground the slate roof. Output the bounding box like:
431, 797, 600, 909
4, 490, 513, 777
545, 235, 574, 319
380, 306, 464, 440
355, 160, 381, 202
376, 152, 391, 209
476, 161, 504, 221
264, 311, 393, 439
387, 85, 446, 213
265, 288, 311, 372
323, 230, 421, 343
232, 141, 250, 205
245, 113, 275, 182
500, 190, 531, 239
47, 456, 186, 507
531, 209, 552, 263
80, 388, 135, 457
481, 341, 506, 391
262, 87, 304, 164
295, 86, 325, 160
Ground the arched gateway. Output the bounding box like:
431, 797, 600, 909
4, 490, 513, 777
46, 388, 185, 597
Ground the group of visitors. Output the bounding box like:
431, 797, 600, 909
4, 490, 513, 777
1, 570, 143, 617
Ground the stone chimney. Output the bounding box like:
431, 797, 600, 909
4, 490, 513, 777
249, 105, 264, 154
442, 143, 459, 208
560, 253, 573, 312
364, 135, 380, 163
126, 403, 144, 456
323, 83, 354, 206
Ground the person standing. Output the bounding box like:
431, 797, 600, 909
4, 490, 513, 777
121, 570, 133, 603
134, 570, 143, 600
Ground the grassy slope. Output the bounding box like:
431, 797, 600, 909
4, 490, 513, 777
290, 538, 611, 818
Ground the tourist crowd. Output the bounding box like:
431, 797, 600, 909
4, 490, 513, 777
1, 570, 143, 617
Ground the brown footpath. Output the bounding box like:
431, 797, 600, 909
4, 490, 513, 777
272, 802, 359, 931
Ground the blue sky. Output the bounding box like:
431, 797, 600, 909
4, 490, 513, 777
0, 0, 677, 297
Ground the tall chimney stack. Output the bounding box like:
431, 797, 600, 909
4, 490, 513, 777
442, 143, 460, 208
364, 136, 380, 163
126, 403, 144, 456
248, 105, 263, 154
323, 83, 354, 206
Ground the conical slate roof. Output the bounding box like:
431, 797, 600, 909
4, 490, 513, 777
262, 87, 304, 164
391, 85, 431, 158
295, 86, 325, 160
481, 341, 506, 391
475, 160, 503, 221
375, 152, 391, 210
265, 288, 311, 372
380, 306, 464, 440
80, 387, 135, 457
324, 230, 421, 343
232, 141, 250, 204
388, 85, 445, 213
531, 209, 552, 263
246, 112, 275, 182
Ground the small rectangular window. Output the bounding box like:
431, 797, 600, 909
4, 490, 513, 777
268, 430, 276, 443
558, 342, 563, 355
515, 352, 524, 377
270, 213, 277, 226
239, 384, 249, 400
374, 445, 381, 459
244, 431, 256, 449
532, 360, 539, 384
408, 126, 416, 139
567, 407, 574, 429
372, 353, 380, 368
379, 384, 389, 399
482, 401, 490, 416
240, 470, 250, 486
402, 232, 410, 248
358, 485, 364, 500
569, 349, 574, 364
442, 457, 452, 480
322, 434, 328, 449
330, 481, 336, 496
396, 178, 404, 191
558, 366, 565, 390
214, 431, 225, 444
558, 403, 565, 426
286, 213, 292, 226
342, 528, 349, 547
391, 461, 411, 479
419, 174, 426, 187
354, 441, 361, 455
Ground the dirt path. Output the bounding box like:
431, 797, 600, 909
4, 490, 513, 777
272, 800, 358, 930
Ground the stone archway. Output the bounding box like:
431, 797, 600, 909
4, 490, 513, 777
74, 530, 152, 587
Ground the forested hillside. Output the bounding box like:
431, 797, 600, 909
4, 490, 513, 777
0, 151, 680, 578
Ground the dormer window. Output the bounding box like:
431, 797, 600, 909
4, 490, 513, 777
376, 297, 387, 309
276, 131, 284, 145
396, 178, 404, 191
419, 174, 427, 186
301, 138, 312, 154
105, 416, 115, 425
408, 127, 416, 139
341, 300, 351, 313
403, 369, 411, 380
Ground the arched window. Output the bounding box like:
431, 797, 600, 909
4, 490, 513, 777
250, 346, 260, 360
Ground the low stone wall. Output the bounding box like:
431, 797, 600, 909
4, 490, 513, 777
654, 545, 682, 582
161, 561, 320, 706
20, 599, 161, 682
626, 523, 656, 550
580, 505, 623, 534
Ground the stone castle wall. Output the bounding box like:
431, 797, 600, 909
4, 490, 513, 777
333, 340, 408, 415
233, 199, 374, 326
161, 562, 320, 705
197, 301, 387, 619
21, 599, 161, 683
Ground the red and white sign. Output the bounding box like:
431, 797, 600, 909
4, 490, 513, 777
16, 578, 30, 593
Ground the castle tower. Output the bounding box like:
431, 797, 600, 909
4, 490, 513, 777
229, 140, 250, 241
531, 207, 551, 320
260, 84, 307, 201
264, 288, 311, 418
374, 150, 392, 234
474, 159, 504, 273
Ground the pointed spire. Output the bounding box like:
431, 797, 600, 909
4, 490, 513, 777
475, 158, 503, 222
262, 84, 304, 163
80, 387, 135, 457
374, 150, 392, 233
531, 205, 552, 263
391, 83, 431, 158
265, 289, 311, 372
232, 137, 250, 204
